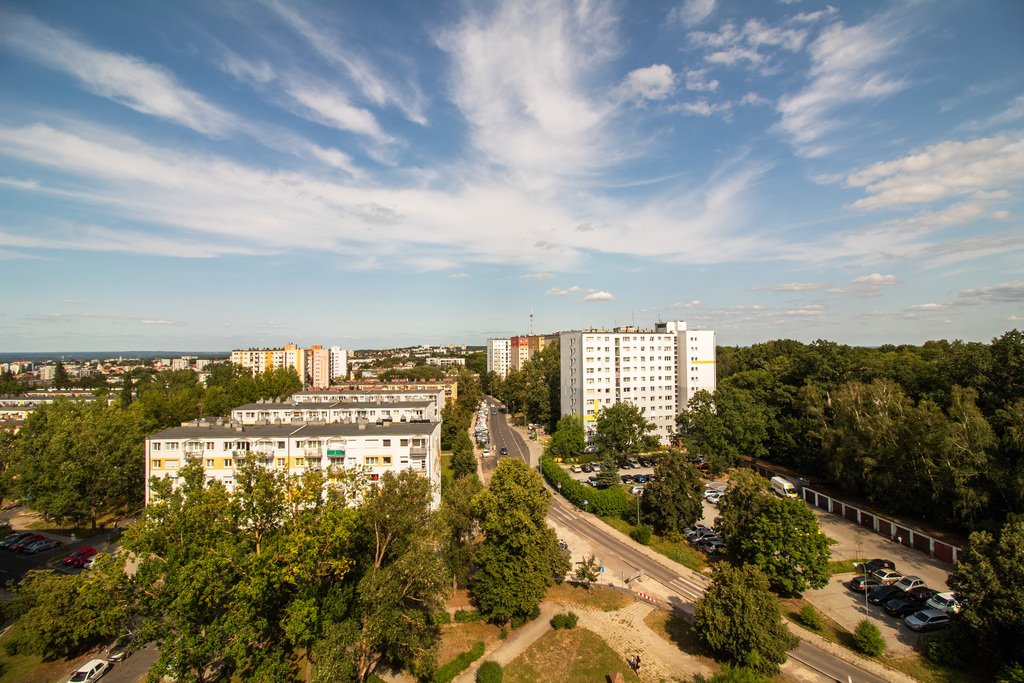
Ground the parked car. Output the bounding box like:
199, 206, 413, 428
82, 554, 100, 570
620, 475, 634, 484
872, 568, 904, 585
905, 586, 939, 604
617, 460, 632, 469
591, 463, 602, 472
499, 447, 508, 456
639, 458, 654, 467
587, 476, 599, 486
893, 575, 926, 593
849, 575, 884, 593
482, 449, 491, 458
570, 465, 582, 473
0, 531, 36, 550
689, 529, 719, 544
581, 463, 593, 473
867, 585, 906, 604
9, 533, 44, 552
629, 486, 645, 495
885, 598, 922, 618
904, 608, 951, 632
633, 475, 648, 484
705, 492, 724, 505
65, 546, 98, 567
66, 658, 111, 682
23, 538, 61, 554
698, 538, 728, 555
628, 459, 641, 468
107, 633, 135, 662
856, 558, 896, 574
683, 524, 712, 541
926, 591, 961, 614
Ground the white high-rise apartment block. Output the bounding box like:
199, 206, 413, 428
486, 338, 511, 378
329, 346, 349, 382
559, 321, 716, 444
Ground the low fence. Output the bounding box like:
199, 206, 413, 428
801, 487, 961, 565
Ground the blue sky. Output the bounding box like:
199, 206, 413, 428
1, 0, 1022, 352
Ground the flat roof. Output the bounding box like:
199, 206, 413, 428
233, 400, 435, 411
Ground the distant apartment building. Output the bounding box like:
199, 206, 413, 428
329, 346, 348, 382
306, 346, 331, 389
559, 321, 716, 444
425, 357, 465, 368
293, 385, 449, 411
144, 421, 442, 509
170, 358, 190, 371
487, 338, 511, 378
0, 390, 100, 433
231, 344, 350, 389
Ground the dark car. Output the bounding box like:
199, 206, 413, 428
639, 458, 654, 468
646, 474, 657, 483
633, 474, 648, 484
9, 533, 44, 552
906, 586, 939, 604
0, 531, 36, 550
868, 585, 907, 605
581, 463, 593, 473
107, 633, 136, 662
698, 538, 728, 555
620, 475, 634, 484
849, 575, 883, 593
683, 524, 712, 541
885, 598, 922, 617
617, 460, 632, 469
499, 447, 508, 456
856, 558, 896, 574
689, 529, 719, 544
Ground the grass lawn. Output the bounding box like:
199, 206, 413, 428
0, 626, 88, 683
828, 558, 862, 575
503, 628, 639, 683
545, 583, 632, 612
599, 516, 706, 572
643, 610, 719, 668
437, 621, 503, 665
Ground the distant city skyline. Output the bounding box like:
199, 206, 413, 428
1, 1, 1022, 352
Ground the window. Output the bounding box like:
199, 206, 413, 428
277, 458, 286, 467
151, 443, 161, 451
167, 442, 179, 450
383, 456, 392, 464
206, 442, 215, 449
400, 439, 409, 446
277, 441, 286, 449
206, 459, 215, 468
383, 439, 391, 446
225, 458, 233, 467
152, 459, 162, 469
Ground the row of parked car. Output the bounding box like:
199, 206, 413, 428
683, 523, 728, 555
0, 530, 63, 554
848, 558, 960, 632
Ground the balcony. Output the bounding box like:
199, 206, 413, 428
410, 446, 427, 456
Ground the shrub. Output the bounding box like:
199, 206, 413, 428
540, 457, 631, 517
433, 611, 452, 625
852, 619, 886, 656
499, 626, 508, 640
550, 612, 578, 630
476, 661, 503, 683
1, 625, 26, 657
707, 663, 772, 682
997, 663, 1024, 683
630, 524, 653, 545
797, 605, 824, 632
454, 609, 482, 623
433, 641, 485, 683
924, 628, 964, 667
510, 604, 541, 629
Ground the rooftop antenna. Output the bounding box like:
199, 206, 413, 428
529, 309, 534, 336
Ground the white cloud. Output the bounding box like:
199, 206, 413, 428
0, 177, 41, 191
776, 19, 907, 156
520, 272, 556, 280
448, 272, 471, 279
547, 286, 583, 297
623, 64, 677, 100
739, 91, 769, 106
759, 282, 830, 292
672, 99, 732, 117
220, 52, 276, 85
853, 273, 898, 285
263, 0, 427, 124
583, 290, 614, 301
435, 0, 619, 183
670, 0, 717, 28
689, 17, 806, 70
909, 303, 945, 311
684, 69, 719, 92
955, 281, 1024, 305
139, 319, 177, 325
846, 135, 1024, 210
283, 81, 392, 143
0, 12, 234, 136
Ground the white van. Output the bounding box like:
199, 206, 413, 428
770, 476, 798, 499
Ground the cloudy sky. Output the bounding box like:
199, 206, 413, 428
1, 0, 1022, 352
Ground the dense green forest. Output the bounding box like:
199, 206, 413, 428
688, 330, 1024, 533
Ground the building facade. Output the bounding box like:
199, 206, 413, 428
425, 357, 465, 368
306, 346, 331, 389
486, 338, 511, 378
559, 321, 716, 444
329, 346, 348, 382
145, 421, 442, 509
231, 398, 440, 424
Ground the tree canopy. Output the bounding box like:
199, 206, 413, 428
547, 414, 585, 461
641, 451, 703, 536
594, 402, 658, 456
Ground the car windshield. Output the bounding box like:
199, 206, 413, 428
70, 673, 90, 682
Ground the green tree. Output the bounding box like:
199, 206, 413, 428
119, 373, 134, 407
694, 564, 796, 675
595, 453, 620, 489
12, 400, 147, 527
594, 402, 658, 456
547, 415, 585, 461
441, 474, 483, 589
52, 362, 70, 389
713, 469, 771, 544
949, 519, 1024, 671
733, 496, 831, 595
706, 664, 771, 683
0, 369, 28, 395
450, 430, 478, 480
676, 390, 735, 472
473, 460, 567, 623
642, 452, 703, 536
853, 619, 886, 656
573, 554, 600, 585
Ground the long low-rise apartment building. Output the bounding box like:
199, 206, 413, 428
292, 386, 449, 411
231, 399, 439, 424
145, 421, 442, 509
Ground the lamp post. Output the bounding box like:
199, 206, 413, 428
636, 489, 641, 526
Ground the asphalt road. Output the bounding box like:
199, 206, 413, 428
545, 485, 890, 683
480, 396, 531, 474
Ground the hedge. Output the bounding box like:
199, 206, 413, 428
433, 641, 486, 683
454, 609, 483, 623
550, 612, 578, 629
540, 457, 631, 517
